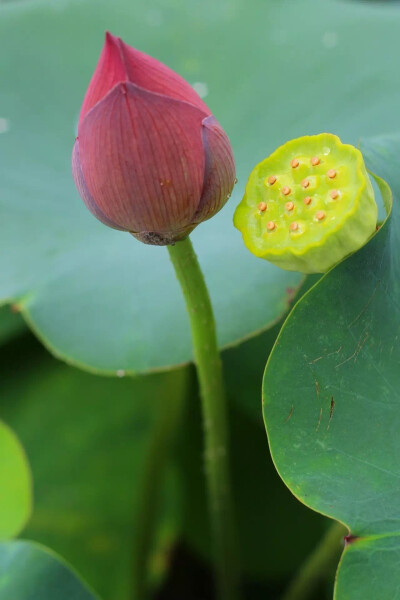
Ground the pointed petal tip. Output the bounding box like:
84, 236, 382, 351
78, 32, 128, 126
104, 31, 121, 48
105, 31, 138, 61
81, 32, 211, 121
103, 34, 211, 115
103, 31, 124, 60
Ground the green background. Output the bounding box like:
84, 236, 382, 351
2, 0, 400, 598
2, 0, 400, 373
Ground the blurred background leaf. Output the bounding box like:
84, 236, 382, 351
1, 314, 333, 599
0, 305, 25, 346
175, 376, 329, 590
0, 421, 31, 540
0, 333, 189, 600
263, 134, 400, 599
2, 0, 400, 372
0, 541, 98, 600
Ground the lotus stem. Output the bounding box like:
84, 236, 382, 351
168, 236, 241, 600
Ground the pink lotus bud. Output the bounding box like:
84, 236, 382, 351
72, 32, 236, 245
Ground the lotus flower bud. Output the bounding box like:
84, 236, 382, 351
234, 133, 377, 273
72, 32, 236, 245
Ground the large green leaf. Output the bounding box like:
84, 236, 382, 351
334, 534, 400, 600
2, 0, 400, 372
263, 134, 400, 599
1, 334, 188, 600
0, 421, 31, 539
0, 541, 98, 600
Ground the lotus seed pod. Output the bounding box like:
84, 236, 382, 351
233, 133, 378, 273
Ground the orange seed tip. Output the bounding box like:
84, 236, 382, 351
304, 196, 312, 205
328, 169, 337, 179
291, 158, 299, 168
268, 175, 277, 185
316, 211, 325, 221
330, 189, 339, 199
285, 201, 294, 211
267, 221, 276, 231
290, 222, 299, 231
311, 156, 320, 166
258, 202, 267, 212
282, 186, 291, 196
301, 178, 310, 188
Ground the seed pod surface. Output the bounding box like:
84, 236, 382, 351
234, 133, 377, 273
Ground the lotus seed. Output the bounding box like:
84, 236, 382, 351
268, 176, 277, 185
311, 156, 320, 166
315, 211, 325, 221
304, 196, 312, 205
258, 202, 267, 212
291, 158, 299, 168
328, 169, 337, 179
282, 186, 291, 196
285, 201, 294, 211
330, 189, 339, 199
301, 179, 310, 189
290, 222, 299, 231
267, 221, 276, 231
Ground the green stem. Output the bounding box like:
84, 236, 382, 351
281, 521, 347, 600
131, 371, 188, 599
168, 237, 241, 600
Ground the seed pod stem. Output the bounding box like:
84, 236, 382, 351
168, 237, 242, 600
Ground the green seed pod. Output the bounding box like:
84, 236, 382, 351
233, 133, 377, 273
